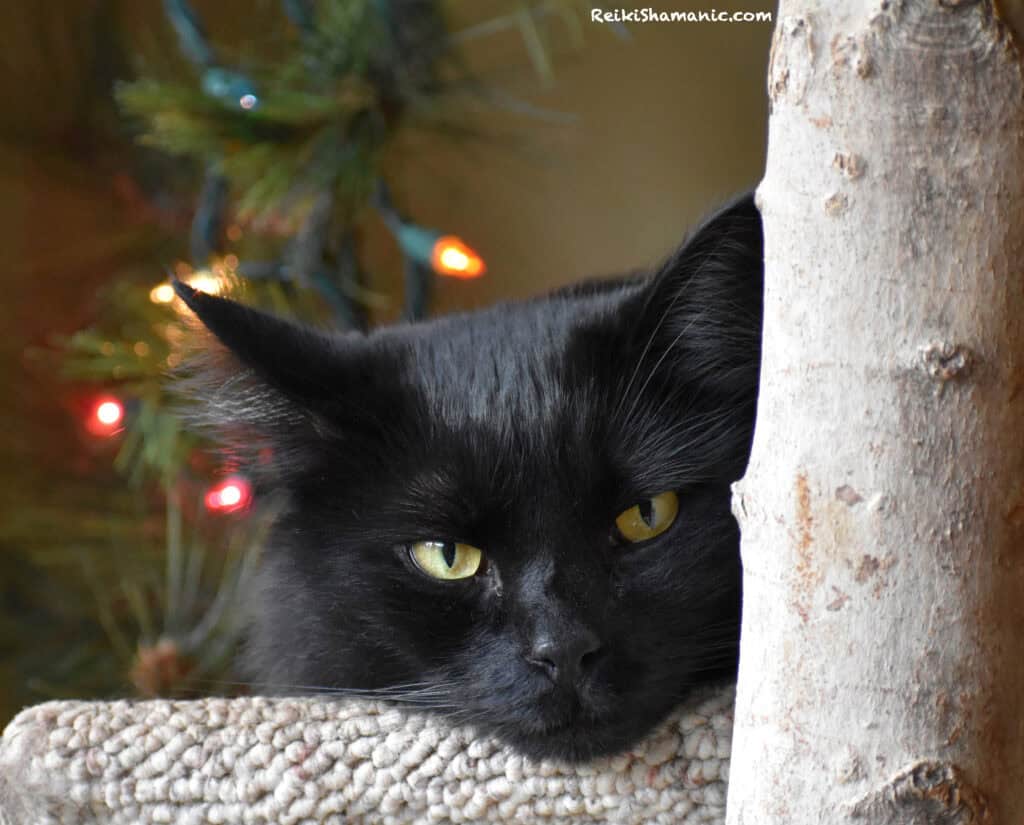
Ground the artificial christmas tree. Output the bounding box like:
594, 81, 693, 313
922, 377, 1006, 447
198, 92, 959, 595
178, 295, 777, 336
1, 0, 615, 727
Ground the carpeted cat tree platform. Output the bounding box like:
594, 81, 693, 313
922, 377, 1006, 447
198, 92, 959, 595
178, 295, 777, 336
0, 685, 732, 824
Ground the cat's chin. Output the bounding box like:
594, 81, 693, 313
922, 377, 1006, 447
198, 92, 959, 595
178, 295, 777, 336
492, 708, 662, 765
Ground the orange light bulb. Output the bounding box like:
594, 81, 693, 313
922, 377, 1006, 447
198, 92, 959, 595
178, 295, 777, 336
431, 236, 486, 279
150, 283, 176, 304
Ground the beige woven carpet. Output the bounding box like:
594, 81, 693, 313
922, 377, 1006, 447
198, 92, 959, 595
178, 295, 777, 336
0, 685, 733, 825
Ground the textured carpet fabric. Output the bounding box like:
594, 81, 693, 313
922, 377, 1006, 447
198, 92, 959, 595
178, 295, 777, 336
0, 685, 733, 824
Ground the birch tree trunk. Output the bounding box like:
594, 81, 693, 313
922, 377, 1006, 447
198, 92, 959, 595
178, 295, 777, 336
727, 2, 1024, 822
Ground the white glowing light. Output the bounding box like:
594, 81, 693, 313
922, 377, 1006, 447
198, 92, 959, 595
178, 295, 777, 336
186, 272, 222, 295
219, 484, 242, 506
96, 401, 123, 426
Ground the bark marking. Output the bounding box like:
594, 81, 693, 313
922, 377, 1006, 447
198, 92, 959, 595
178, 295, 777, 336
849, 760, 991, 824
795, 472, 814, 552
792, 472, 817, 623
824, 192, 849, 215
833, 151, 866, 179
831, 33, 875, 78
920, 342, 973, 383
826, 586, 851, 611
769, 16, 814, 104
871, 0, 1006, 65
854, 554, 880, 583
836, 484, 864, 505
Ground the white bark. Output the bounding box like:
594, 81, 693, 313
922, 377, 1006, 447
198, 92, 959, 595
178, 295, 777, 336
727, 2, 1024, 823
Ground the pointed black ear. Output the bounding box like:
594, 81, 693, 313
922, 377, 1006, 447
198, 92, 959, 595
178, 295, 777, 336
173, 280, 349, 405
631, 192, 763, 398
172, 283, 392, 482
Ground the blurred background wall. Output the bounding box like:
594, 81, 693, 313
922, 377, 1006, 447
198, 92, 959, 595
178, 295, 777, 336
0, 0, 772, 725
396, 4, 772, 311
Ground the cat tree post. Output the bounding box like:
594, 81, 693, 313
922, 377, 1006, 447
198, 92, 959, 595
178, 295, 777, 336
727, 1, 1024, 822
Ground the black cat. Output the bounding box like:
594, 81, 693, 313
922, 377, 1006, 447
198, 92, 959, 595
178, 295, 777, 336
175, 193, 762, 762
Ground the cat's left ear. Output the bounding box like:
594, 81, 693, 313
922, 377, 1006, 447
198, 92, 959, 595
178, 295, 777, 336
630, 192, 763, 397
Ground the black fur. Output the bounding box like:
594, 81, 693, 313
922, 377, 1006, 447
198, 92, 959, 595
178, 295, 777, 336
176, 193, 763, 762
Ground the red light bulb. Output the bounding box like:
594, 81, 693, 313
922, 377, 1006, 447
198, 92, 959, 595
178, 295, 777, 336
86, 396, 125, 437
204, 476, 252, 513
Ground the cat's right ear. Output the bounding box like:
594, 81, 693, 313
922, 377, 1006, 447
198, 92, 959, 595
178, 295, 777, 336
174, 281, 354, 406
172, 282, 389, 468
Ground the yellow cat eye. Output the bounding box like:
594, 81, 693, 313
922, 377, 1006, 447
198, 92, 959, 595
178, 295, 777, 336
410, 541, 484, 580
614, 491, 680, 543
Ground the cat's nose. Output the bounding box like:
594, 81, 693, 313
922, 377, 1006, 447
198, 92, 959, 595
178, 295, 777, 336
527, 630, 603, 685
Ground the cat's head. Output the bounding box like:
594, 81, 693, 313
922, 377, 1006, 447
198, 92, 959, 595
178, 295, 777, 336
176, 194, 762, 762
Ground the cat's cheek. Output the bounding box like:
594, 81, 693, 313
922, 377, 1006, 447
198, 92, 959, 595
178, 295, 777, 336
607, 567, 628, 602
607, 543, 672, 590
